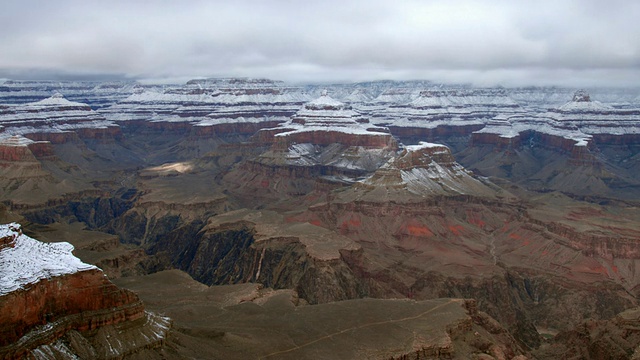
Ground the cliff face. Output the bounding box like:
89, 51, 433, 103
0, 223, 169, 359
461, 129, 637, 198
461, 91, 640, 199
0, 269, 144, 347
0, 144, 36, 162
150, 210, 364, 305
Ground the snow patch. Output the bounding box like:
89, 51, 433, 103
404, 141, 447, 151
0, 223, 97, 296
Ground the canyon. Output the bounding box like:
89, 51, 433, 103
1, 78, 640, 359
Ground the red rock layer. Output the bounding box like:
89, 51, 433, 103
394, 144, 455, 170
75, 126, 122, 141
0, 146, 37, 162
526, 217, 640, 260
0, 232, 16, 249
470, 132, 522, 150
592, 133, 640, 146
388, 124, 484, 140
146, 121, 192, 134
272, 130, 398, 150
0, 269, 144, 356
193, 121, 283, 137
26, 142, 54, 158
568, 145, 600, 167
471, 130, 585, 152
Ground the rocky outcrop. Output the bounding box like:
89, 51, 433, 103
0, 137, 41, 162
0, 269, 144, 347
0, 135, 54, 161
352, 142, 502, 201
151, 210, 364, 304
23, 131, 81, 145
0, 223, 169, 359
535, 307, 640, 359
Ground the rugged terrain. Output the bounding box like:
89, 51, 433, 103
0, 223, 170, 359
1, 78, 640, 358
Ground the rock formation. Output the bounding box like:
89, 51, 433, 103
356, 141, 499, 200
0, 223, 170, 359
0, 135, 93, 206
0, 80, 141, 108
366, 88, 524, 151
463, 90, 640, 198
256, 91, 396, 149
115, 270, 529, 360
0, 93, 119, 140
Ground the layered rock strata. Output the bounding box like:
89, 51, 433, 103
0, 93, 120, 142
0, 80, 141, 108
0, 223, 169, 359
256, 91, 397, 149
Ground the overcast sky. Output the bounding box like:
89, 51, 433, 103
1, 0, 639, 86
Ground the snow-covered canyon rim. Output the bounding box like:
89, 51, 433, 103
0, 223, 97, 296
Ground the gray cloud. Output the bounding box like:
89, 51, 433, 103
1, 0, 639, 86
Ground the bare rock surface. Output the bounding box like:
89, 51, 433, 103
115, 269, 528, 360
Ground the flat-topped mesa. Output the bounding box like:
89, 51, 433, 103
0, 223, 168, 358
0, 93, 120, 143
185, 77, 284, 88
258, 92, 397, 149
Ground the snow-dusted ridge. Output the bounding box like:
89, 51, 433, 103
366, 88, 526, 130
0, 223, 97, 296
0, 93, 117, 136
360, 142, 495, 197
475, 90, 640, 147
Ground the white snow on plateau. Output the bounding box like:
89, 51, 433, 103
0, 223, 97, 296
404, 141, 448, 151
